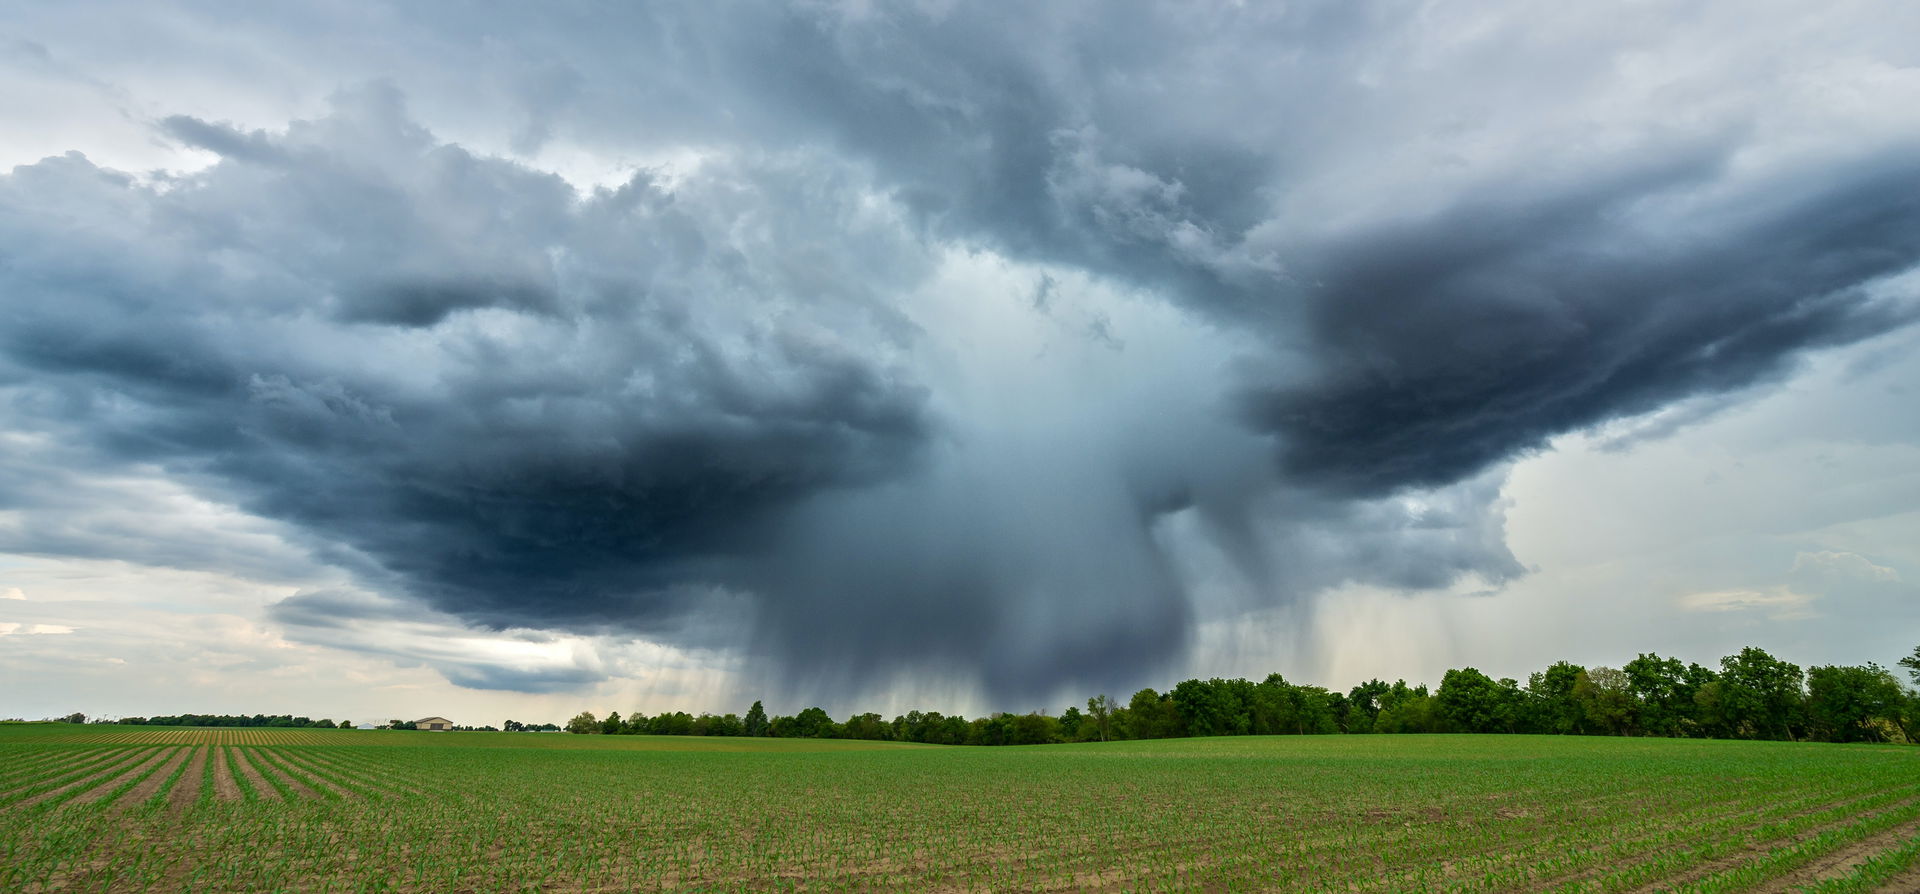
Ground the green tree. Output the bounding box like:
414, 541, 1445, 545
1251, 674, 1298, 735
1720, 647, 1806, 740
1623, 653, 1700, 737
744, 700, 769, 737
1899, 647, 1920, 687
1085, 695, 1115, 742
599, 711, 624, 735
565, 711, 598, 735
1009, 712, 1061, 745
1123, 689, 1177, 739
1806, 664, 1907, 743
1437, 667, 1507, 733
1059, 706, 1085, 740
1527, 661, 1587, 734
792, 706, 834, 738
843, 712, 892, 740
1572, 667, 1638, 735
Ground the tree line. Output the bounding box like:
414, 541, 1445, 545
98, 713, 352, 728
562, 645, 1920, 746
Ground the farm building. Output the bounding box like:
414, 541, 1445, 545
415, 716, 454, 731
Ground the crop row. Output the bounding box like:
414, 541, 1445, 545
29, 728, 351, 747
1, 735, 1915, 892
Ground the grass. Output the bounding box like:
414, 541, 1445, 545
0, 724, 1915, 892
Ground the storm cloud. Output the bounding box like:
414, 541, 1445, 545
4, 1, 1920, 706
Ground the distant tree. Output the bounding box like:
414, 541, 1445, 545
1622, 653, 1697, 737
1085, 695, 1115, 742
1344, 679, 1392, 734
1250, 674, 1297, 735
387, 719, 416, 731
710, 713, 746, 737
1059, 706, 1085, 741
745, 700, 770, 737
599, 711, 624, 735
502, 719, 523, 732
58, 712, 86, 725
313, 719, 336, 729
1807, 664, 1907, 743
1124, 689, 1178, 739
1527, 662, 1586, 735
1009, 712, 1061, 745
1900, 647, 1920, 687
1572, 667, 1638, 735
1437, 668, 1507, 733
565, 711, 598, 735
842, 712, 891, 741
792, 707, 834, 738
1720, 647, 1806, 740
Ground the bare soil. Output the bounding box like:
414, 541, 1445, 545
211, 746, 241, 802
1873, 864, 1920, 893
111, 745, 194, 811
12, 747, 159, 809
0, 748, 130, 799
1751, 818, 1920, 893
269, 750, 361, 800
246, 749, 324, 800
67, 747, 176, 806
167, 745, 209, 811
228, 747, 283, 801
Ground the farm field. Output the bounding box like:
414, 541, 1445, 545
1, 724, 1917, 892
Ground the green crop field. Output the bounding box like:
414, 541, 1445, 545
2, 723, 1916, 893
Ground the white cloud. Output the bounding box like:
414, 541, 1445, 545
0, 621, 75, 635
1790, 550, 1900, 582
1, 587, 23, 600
1679, 588, 1817, 620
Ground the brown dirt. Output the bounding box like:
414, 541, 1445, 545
0, 750, 91, 786
110, 745, 194, 811
269, 750, 361, 800
167, 745, 209, 811
0, 748, 132, 799
66, 747, 175, 806
11, 747, 160, 809
298, 751, 427, 797
246, 749, 323, 800
1622, 798, 1920, 894
1872, 865, 1920, 892
228, 747, 283, 801
1749, 818, 1920, 893
212, 746, 241, 801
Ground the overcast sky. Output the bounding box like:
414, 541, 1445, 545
3, 1, 1918, 725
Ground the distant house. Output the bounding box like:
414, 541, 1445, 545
415, 716, 454, 731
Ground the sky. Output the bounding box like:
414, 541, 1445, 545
2, 1, 1918, 725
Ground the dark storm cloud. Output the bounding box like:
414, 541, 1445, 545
448, 2, 1920, 495
1241, 154, 1920, 496
7, 1, 1920, 703
0, 86, 932, 638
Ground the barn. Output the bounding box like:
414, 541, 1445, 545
415, 716, 454, 731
